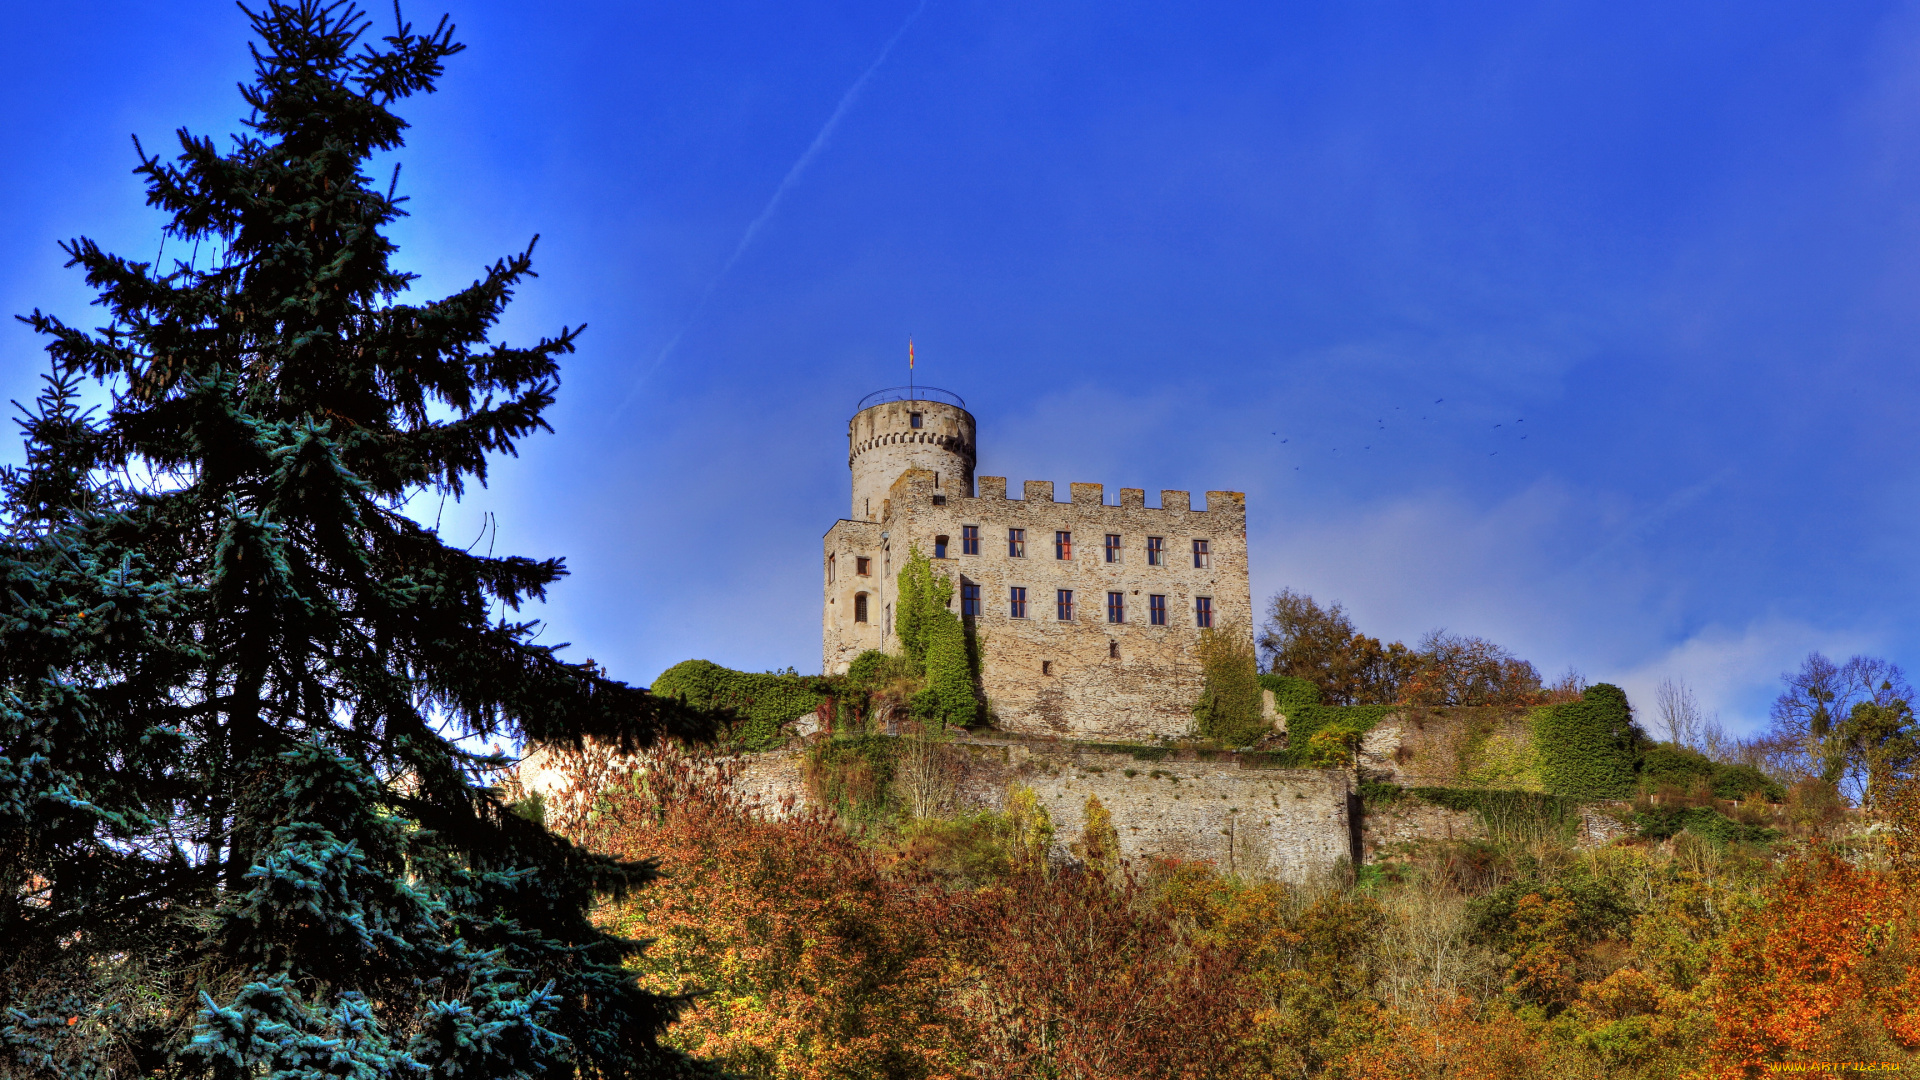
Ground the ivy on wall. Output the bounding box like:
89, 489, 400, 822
895, 544, 980, 728
1194, 625, 1265, 746
652, 659, 828, 751
1532, 683, 1644, 798
1257, 676, 1398, 766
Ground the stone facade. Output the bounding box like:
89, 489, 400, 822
823, 391, 1251, 741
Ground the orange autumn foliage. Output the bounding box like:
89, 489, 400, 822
583, 753, 964, 1080
1334, 995, 1549, 1080
1700, 845, 1920, 1078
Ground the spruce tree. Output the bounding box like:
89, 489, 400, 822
1, 3, 716, 1075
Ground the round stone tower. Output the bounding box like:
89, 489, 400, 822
848, 387, 976, 521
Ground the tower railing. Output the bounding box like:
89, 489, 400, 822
855, 386, 967, 413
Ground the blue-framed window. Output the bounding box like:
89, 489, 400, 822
1105, 533, 1121, 563
962, 525, 980, 555
1107, 592, 1125, 624
1195, 596, 1213, 628
1057, 589, 1074, 621
1146, 536, 1164, 566
961, 583, 980, 617
1009, 587, 1028, 618
1008, 528, 1026, 558
1149, 594, 1167, 625
1192, 539, 1210, 568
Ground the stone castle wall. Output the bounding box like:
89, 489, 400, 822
824, 469, 1250, 740
519, 733, 1354, 884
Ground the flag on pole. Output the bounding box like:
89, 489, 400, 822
909, 339, 914, 370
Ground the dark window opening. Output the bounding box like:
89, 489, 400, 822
910, 412, 923, 428
1109, 640, 1119, 660
1193, 539, 1211, 569
961, 582, 981, 617
1146, 536, 1165, 566
1104, 533, 1121, 563
1042, 660, 1053, 676
1149, 594, 1167, 625
856, 556, 871, 576
1008, 528, 1026, 558
1195, 596, 1213, 628
1010, 587, 1027, 619
1107, 592, 1125, 624
1055, 531, 1072, 560
962, 525, 980, 555
828, 554, 836, 583
854, 593, 869, 623
932, 494, 946, 505
1057, 589, 1074, 621
934, 535, 949, 559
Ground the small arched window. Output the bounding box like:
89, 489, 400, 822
934, 534, 949, 559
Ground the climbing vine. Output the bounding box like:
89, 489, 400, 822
652, 659, 829, 751
1532, 683, 1643, 798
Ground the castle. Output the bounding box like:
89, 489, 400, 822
821, 387, 1251, 740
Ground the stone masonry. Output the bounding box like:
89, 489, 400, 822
822, 391, 1251, 740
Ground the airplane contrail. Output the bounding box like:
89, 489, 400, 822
616, 0, 931, 413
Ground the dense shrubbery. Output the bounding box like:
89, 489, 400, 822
653, 659, 829, 750
575, 745, 1920, 1080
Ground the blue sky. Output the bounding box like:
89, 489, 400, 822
9, 0, 1920, 733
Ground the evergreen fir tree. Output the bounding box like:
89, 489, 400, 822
1, 3, 716, 1075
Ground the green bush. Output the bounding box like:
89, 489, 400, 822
1534, 684, 1643, 798
1709, 762, 1785, 803
1634, 805, 1778, 846
652, 659, 828, 751
1639, 742, 1716, 790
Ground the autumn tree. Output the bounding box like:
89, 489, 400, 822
1258, 589, 1415, 705
1398, 630, 1547, 707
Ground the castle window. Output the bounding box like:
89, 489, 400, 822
910, 412, 922, 428
1104, 533, 1120, 563
932, 495, 946, 506
1008, 528, 1026, 558
1057, 589, 1074, 621
828, 554, 836, 582
962, 525, 980, 555
1107, 592, 1125, 624
856, 556, 871, 576
1149, 594, 1167, 625
1055, 531, 1072, 560
854, 593, 869, 623
1109, 641, 1120, 659
1195, 596, 1213, 628
1009, 587, 1028, 618
934, 535, 949, 559
1192, 539, 1210, 569
1042, 660, 1052, 676
1146, 536, 1165, 566
961, 582, 981, 617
